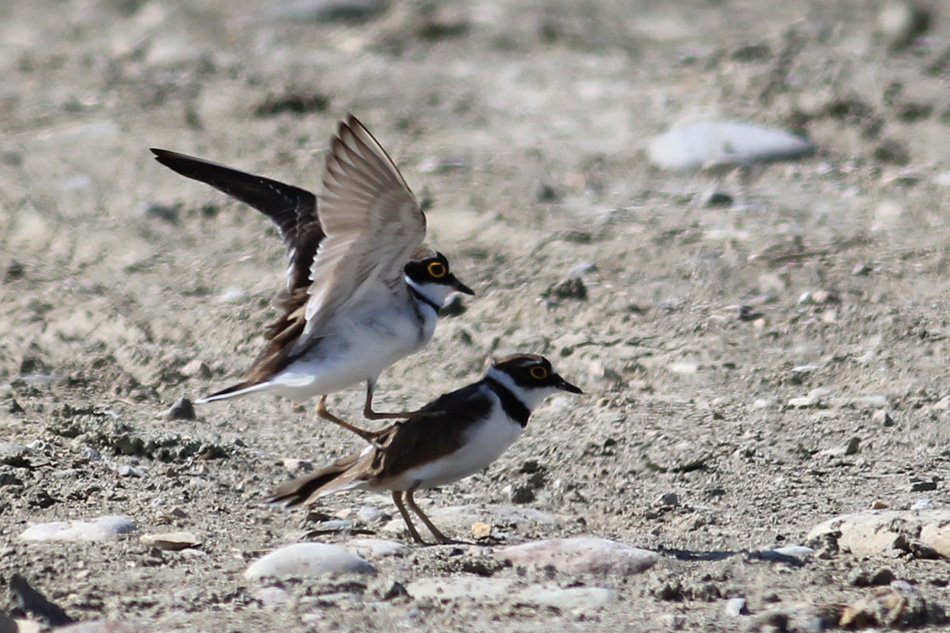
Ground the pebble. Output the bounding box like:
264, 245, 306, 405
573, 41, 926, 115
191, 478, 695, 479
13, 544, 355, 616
254, 586, 290, 608
0, 442, 29, 466
725, 597, 748, 616
877, 1, 931, 50
647, 120, 815, 172
243, 543, 375, 581
515, 585, 614, 612
346, 538, 408, 559
839, 581, 940, 628
807, 509, 950, 557
20, 516, 136, 542
407, 577, 514, 602
217, 287, 249, 304
263, 0, 388, 22
163, 397, 195, 421
282, 458, 313, 474
498, 537, 657, 576
471, 522, 493, 540
139, 531, 199, 551
180, 360, 211, 379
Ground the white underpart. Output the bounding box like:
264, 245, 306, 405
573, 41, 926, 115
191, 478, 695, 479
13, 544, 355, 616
377, 382, 531, 492
204, 280, 444, 404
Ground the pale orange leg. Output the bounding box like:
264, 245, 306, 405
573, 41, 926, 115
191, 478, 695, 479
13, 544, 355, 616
316, 395, 383, 445
405, 490, 455, 545
392, 491, 426, 545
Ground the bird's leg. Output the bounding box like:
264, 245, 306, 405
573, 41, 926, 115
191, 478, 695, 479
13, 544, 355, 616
316, 395, 384, 447
392, 491, 426, 545
405, 489, 456, 545
363, 381, 441, 420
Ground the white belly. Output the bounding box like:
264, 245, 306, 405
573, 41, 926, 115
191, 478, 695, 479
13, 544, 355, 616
264, 298, 436, 402
382, 400, 525, 491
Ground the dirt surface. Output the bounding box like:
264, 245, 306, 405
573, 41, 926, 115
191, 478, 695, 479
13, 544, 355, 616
3, 0, 950, 631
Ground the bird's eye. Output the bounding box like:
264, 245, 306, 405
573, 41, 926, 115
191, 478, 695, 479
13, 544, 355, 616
427, 262, 447, 278
529, 366, 548, 380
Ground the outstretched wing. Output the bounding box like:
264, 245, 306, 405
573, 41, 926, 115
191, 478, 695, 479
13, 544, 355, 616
150, 148, 324, 295
293, 114, 426, 351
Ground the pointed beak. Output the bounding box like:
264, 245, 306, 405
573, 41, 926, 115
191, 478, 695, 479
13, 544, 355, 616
554, 374, 583, 394
451, 275, 475, 296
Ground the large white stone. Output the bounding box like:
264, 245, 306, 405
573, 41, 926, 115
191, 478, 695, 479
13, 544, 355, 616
808, 509, 950, 557
243, 543, 375, 581
20, 516, 136, 542
648, 120, 815, 172
498, 536, 657, 575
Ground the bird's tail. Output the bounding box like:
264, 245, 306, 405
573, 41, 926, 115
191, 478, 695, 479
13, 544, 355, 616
267, 453, 366, 507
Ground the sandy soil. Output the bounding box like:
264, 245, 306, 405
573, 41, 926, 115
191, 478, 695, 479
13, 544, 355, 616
3, 0, 950, 630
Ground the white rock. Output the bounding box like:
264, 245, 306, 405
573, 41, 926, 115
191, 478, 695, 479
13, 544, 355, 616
515, 585, 614, 611
346, 538, 408, 559
808, 509, 950, 557
20, 515, 136, 542
243, 543, 375, 581
498, 536, 657, 575
407, 577, 514, 602
648, 120, 814, 172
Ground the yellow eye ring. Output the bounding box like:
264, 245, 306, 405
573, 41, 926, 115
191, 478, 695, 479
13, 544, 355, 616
529, 366, 548, 380
427, 262, 447, 278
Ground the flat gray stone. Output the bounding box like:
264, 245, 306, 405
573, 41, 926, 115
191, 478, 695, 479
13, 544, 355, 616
648, 120, 815, 172
407, 577, 515, 602
514, 585, 614, 611
20, 515, 136, 542
498, 536, 657, 575
243, 543, 375, 581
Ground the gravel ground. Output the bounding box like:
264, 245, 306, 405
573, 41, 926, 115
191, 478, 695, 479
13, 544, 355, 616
3, 0, 950, 631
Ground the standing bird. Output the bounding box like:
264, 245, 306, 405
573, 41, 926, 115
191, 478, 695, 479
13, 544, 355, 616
151, 115, 473, 441
269, 354, 582, 545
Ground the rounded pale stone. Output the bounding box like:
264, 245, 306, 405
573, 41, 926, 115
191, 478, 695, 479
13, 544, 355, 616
243, 543, 375, 581
499, 537, 657, 575
20, 516, 136, 542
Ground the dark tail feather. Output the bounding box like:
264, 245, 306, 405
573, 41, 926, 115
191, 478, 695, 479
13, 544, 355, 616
267, 458, 358, 507
195, 380, 264, 404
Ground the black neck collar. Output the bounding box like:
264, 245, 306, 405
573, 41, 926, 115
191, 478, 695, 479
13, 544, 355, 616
484, 376, 531, 427
408, 284, 440, 312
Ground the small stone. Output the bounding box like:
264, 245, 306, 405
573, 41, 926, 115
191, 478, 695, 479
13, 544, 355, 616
657, 492, 679, 507
20, 515, 136, 542
510, 485, 536, 504
181, 360, 212, 379
471, 522, 493, 540
536, 183, 560, 203
725, 597, 748, 616
877, 1, 931, 50
140, 531, 199, 551
668, 362, 699, 375
912, 498, 932, 510
701, 189, 734, 207
244, 543, 375, 581
871, 500, 889, 509
934, 395, 950, 410
218, 287, 249, 304
164, 397, 196, 421
647, 120, 815, 172
142, 202, 180, 224
543, 277, 587, 301
282, 458, 313, 474
852, 263, 873, 276
910, 479, 937, 492
787, 396, 819, 408
346, 538, 408, 559
844, 437, 861, 455
870, 410, 893, 427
